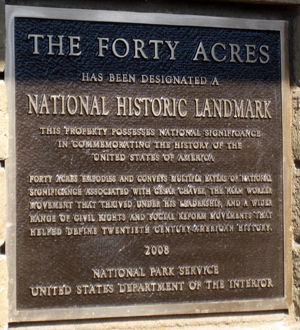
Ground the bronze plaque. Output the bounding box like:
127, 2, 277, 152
6, 6, 291, 322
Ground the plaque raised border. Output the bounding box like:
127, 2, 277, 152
6, 5, 292, 322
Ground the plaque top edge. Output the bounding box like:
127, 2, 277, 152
6, 5, 287, 31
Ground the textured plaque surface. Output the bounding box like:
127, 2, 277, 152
6, 6, 291, 322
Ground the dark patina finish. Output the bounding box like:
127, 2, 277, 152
7, 7, 289, 321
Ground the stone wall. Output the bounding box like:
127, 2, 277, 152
0, 0, 7, 328
1, 0, 300, 329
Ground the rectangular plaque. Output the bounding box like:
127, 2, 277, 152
6, 6, 291, 322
